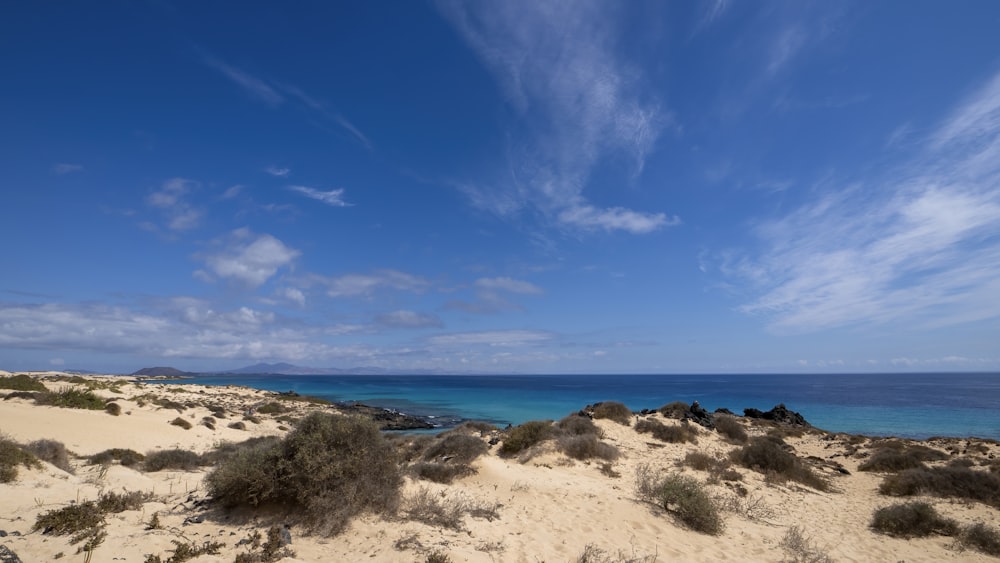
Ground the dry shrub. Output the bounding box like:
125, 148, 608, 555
870, 502, 957, 538
959, 522, 1000, 557
33, 501, 105, 544
859, 445, 948, 472
499, 420, 554, 457
88, 448, 144, 467
169, 417, 192, 430
144, 448, 204, 472
228, 421, 247, 430
575, 543, 658, 563
450, 420, 498, 433
635, 418, 698, 444
97, 490, 153, 513
388, 433, 435, 463
402, 487, 499, 530
732, 436, 828, 491
878, 466, 1000, 507
658, 401, 690, 419
411, 461, 474, 484
591, 402, 633, 426
256, 402, 290, 415
233, 527, 295, 563
558, 434, 619, 461
206, 412, 401, 536
714, 415, 748, 444
0, 436, 40, 482
780, 526, 833, 563
634, 468, 723, 535
557, 414, 602, 436
202, 436, 282, 467
423, 433, 488, 464
24, 439, 73, 473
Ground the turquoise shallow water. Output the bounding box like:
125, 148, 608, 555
163, 372, 1000, 440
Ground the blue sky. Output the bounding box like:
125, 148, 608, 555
2, 1, 1000, 374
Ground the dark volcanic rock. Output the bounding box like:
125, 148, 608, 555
335, 402, 434, 430
683, 400, 715, 429
743, 403, 810, 427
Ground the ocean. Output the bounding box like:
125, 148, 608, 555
162, 372, 1000, 440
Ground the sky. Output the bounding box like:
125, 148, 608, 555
2, 1, 1000, 375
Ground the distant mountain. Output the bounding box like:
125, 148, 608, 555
225, 362, 327, 375
131, 366, 193, 377
224, 363, 473, 376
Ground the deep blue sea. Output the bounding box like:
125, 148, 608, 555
162, 372, 1000, 440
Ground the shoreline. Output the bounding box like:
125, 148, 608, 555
2, 371, 999, 562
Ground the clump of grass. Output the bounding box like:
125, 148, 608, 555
425, 552, 452, 563
144, 539, 225, 563
244, 414, 262, 424
143, 448, 204, 472
0, 436, 41, 482
206, 412, 401, 536
878, 466, 1000, 507
0, 374, 47, 392
731, 436, 829, 491
88, 448, 144, 467
402, 487, 499, 530
24, 439, 73, 473
33, 501, 105, 544
169, 417, 192, 430
411, 462, 474, 484
558, 434, 620, 461
233, 527, 296, 563
658, 401, 690, 419
590, 401, 632, 426
681, 452, 741, 482
780, 526, 834, 563
201, 417, 216, 430
575, 544, 658, 563
634, 467, 723, 535
499, 420, 554, 457
105, 402, 122, 416
228, 421, 247, 430
97, 490, 153, 513
411, 432, 490, 483
859, 444, 948, 472
36, 388, 106, 410
634, 418, 699, 444
870, 501, 958, 538
714, 415, 748, 444
959, 522, 1000, 557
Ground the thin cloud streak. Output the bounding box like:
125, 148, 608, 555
732, 70, 1000, 332
287, 185, 351, 207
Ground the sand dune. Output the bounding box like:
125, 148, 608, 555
1, 373, 998, 562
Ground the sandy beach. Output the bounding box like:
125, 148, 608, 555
1, 371, 998, 562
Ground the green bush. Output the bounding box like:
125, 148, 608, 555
714, 415, 748, 444
870, 502, 958, 538
591, 402, 632, 425
24, 439, 73, 473
499, 420, 554, 457
732, 436, 829, 491
36, 388, 106, 410
144, 449, 204, 472
635, 419, 699, 444
0, 374, 47, 392
635, 469, 723, 535
256, 402, 290, 415
97, 490, 153, 513
0, 437, 41, 482
206, 412, 401, 536
88, 448, 144, 467
201, 436, 282, 467
878, 466, 1000, 507
959, 522, 1000, 557
32, 501, 105, 543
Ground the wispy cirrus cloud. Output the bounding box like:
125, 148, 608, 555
446, 276, 543, 314
728, 70, 1000, 332
146, 178, 202, 231
204, 55, 371, 149
427, 329, 553, 347
265, 166, 291, 177
287, 185, 351, 207
313, 269, 429, 298
376, 310, 444, 329
52, 163, 83, 175
196, 228, 300, 288
437, 0, 674, 235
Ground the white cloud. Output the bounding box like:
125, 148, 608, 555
558, 205, 679, 234
474, 277, 543, 295
288, 185, 350, 207
766, 25, 806, 76
265, 166, 291, 177
146, 178, 202, 232
376, 310, 444, 329
730, 70, 1000, 332
52, 163, 83, 175
438, 0, 674, 234
201, 229, 300, 287
279, 287, 306, 307
204, 57, 284, 105
427, 330, 553, 347
222, 184, 244, 199
317, 269, 429, 298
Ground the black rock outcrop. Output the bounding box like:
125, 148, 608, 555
743, 403, 810, 427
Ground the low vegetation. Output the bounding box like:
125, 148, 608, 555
24, 439, 73, 473
959, 523, 1000, 557
169, 417, 193, 430
0, 374, 47, 392
878, 466, 1000, 507
233, 527, 296, 563
870, 502, 957, 538
0, 436, 40, 482
557, 414, 602, 436
144, 539, 225, 563
859, 443, 948, 472
634, 418, 699, 444
33, 490, 152, 548
143, 448, 204, 472
590, 401, 633, 425
35, 388, 106, 410
658, 401, 690, 419
713, 415, 748, 444
206, 412, 401, 535
635, 465, 723, 535
779, 526, 834, 563
558, 434, 620, 461
731, 436, 829, 491
498, 420, 554, 457
88, 448, 145, 467
411, 432, 489, 483
402, 487, 500, 530
681, 452, 742, 482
